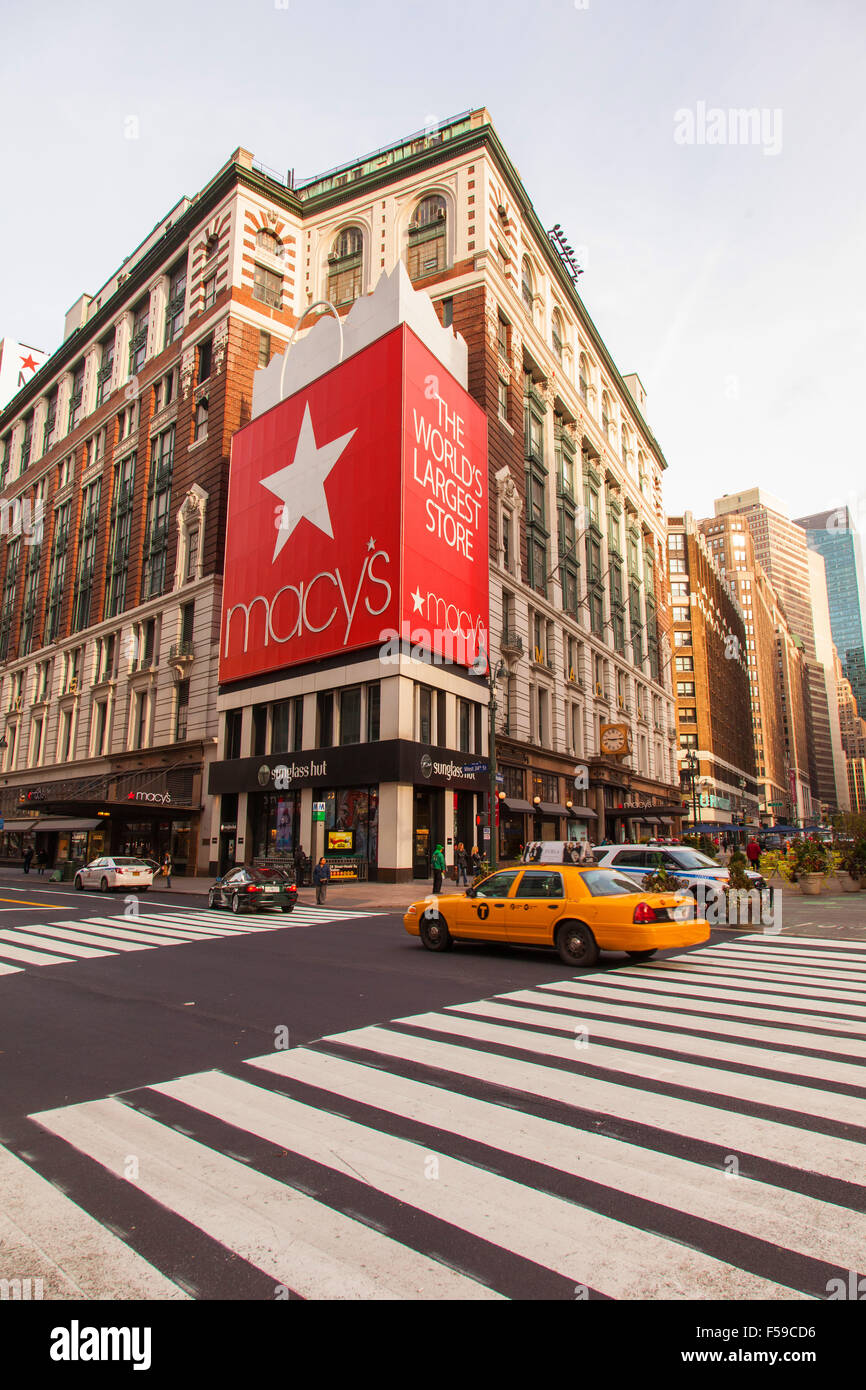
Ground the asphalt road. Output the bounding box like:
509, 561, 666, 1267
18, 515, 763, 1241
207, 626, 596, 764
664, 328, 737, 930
0, 875, 716, 1119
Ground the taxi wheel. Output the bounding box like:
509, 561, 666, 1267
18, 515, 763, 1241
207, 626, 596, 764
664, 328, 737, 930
208, 889, 219, 910
556, 920, 599, 967
74, 875, 83, 891
100, 877, 110, 893
626, 949, 657, 961
419, 911, 453, 952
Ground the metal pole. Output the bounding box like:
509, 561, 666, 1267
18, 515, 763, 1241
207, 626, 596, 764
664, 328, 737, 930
488, 669, 498, 870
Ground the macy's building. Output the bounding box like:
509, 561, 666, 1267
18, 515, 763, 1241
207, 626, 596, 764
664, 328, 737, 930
209, 269, 495, 882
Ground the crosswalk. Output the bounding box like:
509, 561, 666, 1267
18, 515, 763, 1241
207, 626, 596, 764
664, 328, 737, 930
4, 933, 866, 1299
0, 903, 382, 975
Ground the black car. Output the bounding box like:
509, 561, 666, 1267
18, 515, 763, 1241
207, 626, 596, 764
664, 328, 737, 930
208, 865, 298, 914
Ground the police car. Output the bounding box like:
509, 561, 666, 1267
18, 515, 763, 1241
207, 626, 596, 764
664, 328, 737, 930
591, 844, 765, 908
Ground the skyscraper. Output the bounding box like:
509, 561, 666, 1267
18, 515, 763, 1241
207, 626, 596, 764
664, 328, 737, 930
795, 506, 866, 714
714, 489, 847, 818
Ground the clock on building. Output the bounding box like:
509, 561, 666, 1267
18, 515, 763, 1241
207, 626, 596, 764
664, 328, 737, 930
599, 723, 630, 757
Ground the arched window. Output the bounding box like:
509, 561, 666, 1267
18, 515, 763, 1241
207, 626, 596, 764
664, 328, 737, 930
521, 257, 534, 314
601, 391, 611, 438
408, 195, 447, 280
328, 227, 363, 305
578, 354, 589, 402
551, 309, 564, 362
255, 228, 282, 259
638, 451, 649, 496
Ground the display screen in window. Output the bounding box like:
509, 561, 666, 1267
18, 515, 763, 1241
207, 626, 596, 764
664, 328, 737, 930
328, 830, 354, 853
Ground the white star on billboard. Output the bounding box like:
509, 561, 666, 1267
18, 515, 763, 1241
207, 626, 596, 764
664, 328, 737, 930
260, 402, 356, 561
411, 587, 425, 612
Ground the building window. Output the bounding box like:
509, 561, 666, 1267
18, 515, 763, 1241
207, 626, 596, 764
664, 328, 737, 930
366, 682, 380, 742
327, 227, 363, 305
104, 452, 134, 619
497, 376, 509, 422
175, 680, 190, 741
68, 362, 85, 433
202, 276, 216, 309
419, 686, 433, 744
317, 690, 334, 746
194, 396, 208, 442
129, 298, 149, 377
165, 259, 187, 346
96, 332, 115, 407
521, 257, 534, 315
142, 427, 173, 599
578, 354, 589, 403
253, 264, 283, 309
258, 331, 271, 368
497, 314, 509, 360
224, 708, 242, 760
339, 687, 362, 745
255, 229, 282, 257
551, 309, 564, 362
72, 478, 101, 631
458, 699, 471, 753
408, 195, 447, 280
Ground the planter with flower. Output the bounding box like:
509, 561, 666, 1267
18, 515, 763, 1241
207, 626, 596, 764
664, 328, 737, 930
790, 838, 831, 895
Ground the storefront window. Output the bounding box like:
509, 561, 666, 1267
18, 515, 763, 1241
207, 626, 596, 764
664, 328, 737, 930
318, 787, 379, 866
251, 792, 302, 863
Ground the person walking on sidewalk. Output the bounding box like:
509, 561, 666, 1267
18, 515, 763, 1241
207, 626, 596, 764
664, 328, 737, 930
161, 852, 172, 888
746, 837, 761, 870
23, 846, 34, 874
313, 856, 330, 905
455, 842, 469, 886
432, 843, 445, 895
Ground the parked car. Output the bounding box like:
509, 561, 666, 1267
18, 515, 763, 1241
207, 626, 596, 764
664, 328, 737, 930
208, 865, 298, 914
592, 844, 765, 907
74, 856, 154, 892
404, 863, 708, 966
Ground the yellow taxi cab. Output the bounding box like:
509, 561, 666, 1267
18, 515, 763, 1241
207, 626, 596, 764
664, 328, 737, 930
403, 864, 709, 967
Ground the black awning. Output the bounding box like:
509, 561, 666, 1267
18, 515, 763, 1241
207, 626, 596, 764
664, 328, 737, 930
537, 802, 571, 817
569, 805, 599, 820
502, 798, 534, 814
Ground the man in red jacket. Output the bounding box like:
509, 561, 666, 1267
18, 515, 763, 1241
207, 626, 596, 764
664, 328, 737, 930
746, 838, 761, 868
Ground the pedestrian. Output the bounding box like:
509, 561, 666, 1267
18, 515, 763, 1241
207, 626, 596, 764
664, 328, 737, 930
455, 841, 469, 886
23, 846, 34, 874
313, 855, 330, 905
432, 843, 445, 895
37, 849, 48, 875
745, 837, 761, 869
161, 851, 172, 888
469, 845, 481, 877
293, 842, 306, 885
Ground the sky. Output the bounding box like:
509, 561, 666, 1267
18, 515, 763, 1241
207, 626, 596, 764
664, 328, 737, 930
1, 0, 864, 526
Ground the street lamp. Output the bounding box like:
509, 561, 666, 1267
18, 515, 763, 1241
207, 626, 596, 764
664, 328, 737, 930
475, 637, 506, 870
684, 750, 699, 829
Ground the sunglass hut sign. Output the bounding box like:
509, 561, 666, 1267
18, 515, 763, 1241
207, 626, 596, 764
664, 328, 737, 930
220, 324, 489, 683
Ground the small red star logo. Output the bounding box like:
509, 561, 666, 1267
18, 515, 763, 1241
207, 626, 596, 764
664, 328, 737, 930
19, 353, 38, 372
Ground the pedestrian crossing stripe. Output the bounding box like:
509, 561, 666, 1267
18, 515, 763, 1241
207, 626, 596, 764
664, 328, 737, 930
4, 935, 866, 1300
0, 904, 383, 974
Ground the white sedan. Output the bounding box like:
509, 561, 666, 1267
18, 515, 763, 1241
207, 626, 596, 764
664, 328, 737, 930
74, 856, 154, 892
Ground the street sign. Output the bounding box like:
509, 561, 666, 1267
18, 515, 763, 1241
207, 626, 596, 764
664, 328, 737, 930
482, 827, 491, 840
462, 761, 488, 774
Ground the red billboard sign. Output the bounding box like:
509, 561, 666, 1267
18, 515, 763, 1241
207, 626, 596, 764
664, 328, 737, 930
220, 324, 488, 683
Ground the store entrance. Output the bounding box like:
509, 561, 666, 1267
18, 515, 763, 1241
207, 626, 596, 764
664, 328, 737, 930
413, 788, 441, 880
